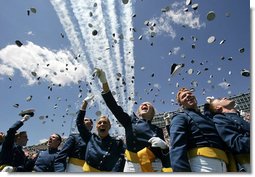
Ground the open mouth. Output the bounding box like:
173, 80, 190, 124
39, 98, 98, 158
141, 105, 148, 111
99, 129, 106, 133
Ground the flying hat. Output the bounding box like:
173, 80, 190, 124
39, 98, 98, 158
19, 109, 35, 117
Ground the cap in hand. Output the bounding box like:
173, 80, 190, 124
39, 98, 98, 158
19, 109, 35, 117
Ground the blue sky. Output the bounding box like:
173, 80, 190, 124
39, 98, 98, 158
0, 0, 251, 146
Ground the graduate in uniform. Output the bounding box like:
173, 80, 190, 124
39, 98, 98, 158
33, 133, 62, 172
169, 88, 229, 172
54, 116, 93, 172
0, 114, 34, 172
76, 95, 125, 172
207, 96, 250, 172
93, 68, 171, 172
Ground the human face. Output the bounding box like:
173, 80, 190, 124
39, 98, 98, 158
178, 90, 197, 109
211, 97, 235, 111
138, 102, 155, 120
96, 117, 110, 139
17, 132, 28, 146
84, 118, 93, 131
47, 134, 61, 149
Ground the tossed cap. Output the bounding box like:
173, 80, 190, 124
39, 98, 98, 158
239, 48, 245, 53
191, 3, 198, 10
122, 0, 129, 4
241, 69, 250, 77
19, 109, 35, 117
186, 0, 192, 6
95, 111, 101, 117
15, 40, 23, 47
30, 7, 37, 13
207, 36, 216, 44
219, 39, 225, 45
207, 11, 216, 21
92, 30, 98, 36
170, 63, 184, 75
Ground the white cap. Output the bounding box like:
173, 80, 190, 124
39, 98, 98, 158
187, 68, 193, 75
207, 36, 216, 44
26, 95, 33, 102
186, 0, 192, 6
219, 39, 225, 45
191, 3, 199, 10
170, 63, 184, 75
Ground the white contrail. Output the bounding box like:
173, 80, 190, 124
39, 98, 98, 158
50, 0, 101, 103
103, 0, 126, 111
119, 1, 135, 114
50, 0, 135, 135
69, 0, 118, 106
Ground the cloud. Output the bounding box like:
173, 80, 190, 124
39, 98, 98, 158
0, 64, 14, 77
143, 1, 205, 39
172, 47, 180, 55
39, 138, 48, 144
164, 2, 205, 29
0, 41, 85, 86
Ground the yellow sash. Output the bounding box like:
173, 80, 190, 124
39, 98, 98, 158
68, 157, 85, 167
162, 167, 173, 172
188, 147, 229, 164
82, 162, 104, 172
125, 147, 171, 172
0, 165, 7, 171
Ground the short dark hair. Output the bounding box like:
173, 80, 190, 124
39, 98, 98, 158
54, 133, 62, 143
84, 117, 93, 125
15, 131, 27, 141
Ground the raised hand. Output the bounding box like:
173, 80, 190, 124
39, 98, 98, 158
83, 95, 94, 103
93, 68, 107, 84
